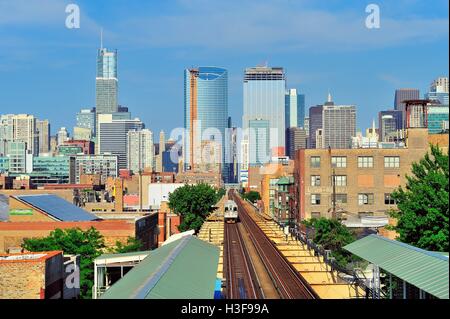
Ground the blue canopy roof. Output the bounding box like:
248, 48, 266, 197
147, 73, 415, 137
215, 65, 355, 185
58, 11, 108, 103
15, 194, 98, 222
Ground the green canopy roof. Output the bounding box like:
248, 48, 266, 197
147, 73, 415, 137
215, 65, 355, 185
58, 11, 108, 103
344, 235, 449, 299
100, 235, 220, 299
276, 176, 291, 185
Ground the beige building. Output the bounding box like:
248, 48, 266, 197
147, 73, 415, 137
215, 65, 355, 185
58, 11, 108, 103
293, 129, 448, 225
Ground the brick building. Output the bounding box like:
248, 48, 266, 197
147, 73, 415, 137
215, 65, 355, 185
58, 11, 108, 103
292, 129, 448, 226
0, 251, 65, 299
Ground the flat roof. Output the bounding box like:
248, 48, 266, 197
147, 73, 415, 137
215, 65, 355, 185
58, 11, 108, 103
344, 235, 449, 299
14, 194, 99, 222
100, 235, 220, 299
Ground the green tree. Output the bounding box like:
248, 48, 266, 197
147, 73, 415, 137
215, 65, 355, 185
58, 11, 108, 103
302, 218, 357, 268
215, 187, 226, 202
242, 191, 261, 203
390, 145, 449, 252
168, 183, 219, 232
22, 227, 105, 299
108, 237, 143, 254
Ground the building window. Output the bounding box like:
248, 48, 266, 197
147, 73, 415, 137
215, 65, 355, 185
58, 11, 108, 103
310, 156, 321, 168
384, 193, 397, 205
358, 193, 374, 205
358, 156, 374, 168
331, 156, 347, 168
384, 156, 400, 168
333, 175, 347, 187
311, 212, 321, 219
311, 175, 321, 186
332, 194, 348, 204
311, 194, 321, 205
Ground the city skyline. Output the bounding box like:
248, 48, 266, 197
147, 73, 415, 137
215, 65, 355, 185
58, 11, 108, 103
0, 0, 448, 136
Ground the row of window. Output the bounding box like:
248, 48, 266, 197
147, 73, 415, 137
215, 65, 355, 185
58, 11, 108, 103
310, 193, 397, 205
311, 175, 347, 187
310, 156, 401, 168
311, 212, 377, 219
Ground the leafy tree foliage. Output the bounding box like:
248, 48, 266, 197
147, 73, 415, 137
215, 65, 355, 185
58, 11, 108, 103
302, 218, 357, 268
108, 237, 143, 254
22, 227, 105, 299
168, 183, 219, 232
390, 145, 449, 252
242, 191, 261, 203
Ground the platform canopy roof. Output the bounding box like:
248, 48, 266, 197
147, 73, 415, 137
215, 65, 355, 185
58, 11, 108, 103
344, 235, 449, 299
100, 235, 220, 299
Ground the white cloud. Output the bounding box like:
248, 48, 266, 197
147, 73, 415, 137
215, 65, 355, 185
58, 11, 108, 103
115, 0, 448, 52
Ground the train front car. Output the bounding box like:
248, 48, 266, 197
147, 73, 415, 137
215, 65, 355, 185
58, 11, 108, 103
224, 200, 239, 223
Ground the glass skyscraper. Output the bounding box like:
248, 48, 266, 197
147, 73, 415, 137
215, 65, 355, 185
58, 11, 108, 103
184, 67, 228, 180
96, 48, 118, 114
243, 67, 286, 158
285, 88, 305, 129
427, 105, 449, 134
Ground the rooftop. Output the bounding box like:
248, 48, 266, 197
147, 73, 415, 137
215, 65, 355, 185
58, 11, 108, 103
344, 235, 449, 299
14, 194, 99, 222
100, 235, 220, 299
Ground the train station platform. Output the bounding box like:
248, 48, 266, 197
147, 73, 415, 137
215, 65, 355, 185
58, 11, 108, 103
242, 200, 363, 299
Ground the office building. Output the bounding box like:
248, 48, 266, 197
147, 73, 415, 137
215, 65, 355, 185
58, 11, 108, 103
96, 47, 118, 114
286, 127, 307, 159
285, 88, 305, 128
0, 114, 39, 156
36, 120, 50, 155
30, 155, 76, 186
57, 127, 69, 146
74, 154, 119, 184
428, 104, 449, 134
394, 89, 420, 128
248, 119, 270, 166
98, 114, 144, 169
308, 105, 323, 149
184, 67, 228, 179
322, 103, 356, 149
425, 77, 449, 105
127, 129, 154, 174
76, 108, 96, 137
378, 110, 403, 142
243, 66, 286, 157
7, 141, 32, 174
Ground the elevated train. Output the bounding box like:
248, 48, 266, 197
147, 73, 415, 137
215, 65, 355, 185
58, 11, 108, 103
224, 199, 239, 223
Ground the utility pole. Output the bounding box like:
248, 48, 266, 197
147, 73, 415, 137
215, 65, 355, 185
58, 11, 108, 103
332, 168, 336, 219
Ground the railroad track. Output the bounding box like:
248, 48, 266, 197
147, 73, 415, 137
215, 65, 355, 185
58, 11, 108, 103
224, 222, 262, 299
230, 190, 319, 299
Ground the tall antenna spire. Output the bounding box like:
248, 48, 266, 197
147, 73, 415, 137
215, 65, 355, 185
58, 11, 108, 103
100, 27, 103, 49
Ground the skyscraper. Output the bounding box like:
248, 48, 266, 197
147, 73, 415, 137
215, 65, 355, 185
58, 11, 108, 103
76, 108, 96, 137
98, 114, 144, 169
36, 120, 50, 155
286, 127, 307, 158
285, 88, 305, 129
248, 119, 270, 166
0, 114, 39, 156
378, 110, 402, 142
425, 77, 449, 105
127, 129, 154, 173
184, 67, 228, 179
308, 105, 323, 149
322, 103, 356, 149
243, 66, 286, 158
57, 127, 69, 146
285, 89, 306, 158
394, 88, 420, 128
96, 47, 118, 114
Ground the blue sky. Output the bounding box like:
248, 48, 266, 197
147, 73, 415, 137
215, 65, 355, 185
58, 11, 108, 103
0, 0, 448, 138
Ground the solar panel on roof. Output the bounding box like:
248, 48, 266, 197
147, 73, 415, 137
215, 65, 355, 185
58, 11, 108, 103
16, 195, 98, 222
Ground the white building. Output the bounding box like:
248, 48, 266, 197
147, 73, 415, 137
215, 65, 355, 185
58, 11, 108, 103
148, 183, 184, 209
127, 129, 154, 174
